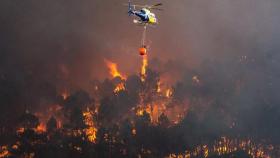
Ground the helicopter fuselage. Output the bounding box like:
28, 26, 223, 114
129, 8, 157, 25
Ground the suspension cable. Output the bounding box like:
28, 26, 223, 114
141, 25, 147, 47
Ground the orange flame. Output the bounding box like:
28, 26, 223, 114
132, 128, 137, 135
165, 88, 173, 98
0, 146, 10, 158
114, 82, 125, 93
83, 108, 97, 143
157, 81, 161, 93
35, 123, 47, 133
167, 137, 273, 158
104, 59, 126, 80
141, 56, 148, 81
16, 127, 25, 134
136, 104, 166, 124
61, 91, 70, 100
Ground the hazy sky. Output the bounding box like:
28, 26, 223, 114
1, 0, 279, 67
0, 0, 280, 91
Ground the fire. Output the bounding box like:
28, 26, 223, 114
17, 123, 47, 134
157, 81, 161, 93
132, 128, 137, 135
136, 105, 152, 116
61, 91, 70, 100
33, 105, 63, 133
35, 123, 46, 133
136, 104, 166, 124
0, 146, 10, 158
114, 82, 125, 93
83, 108, 97, 143
57, 120, 62, 129
11, 145, 18, 150
165, 88, 173, 98
104, 59, 126, 80
136, 99, 187, 125
104, 59, 127, 93
16, 127, 25, 134
166, 137, 273, 158
141, 55, 148, 81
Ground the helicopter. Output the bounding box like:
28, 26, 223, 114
125, 0, 162, 26
124, 1, 162, 56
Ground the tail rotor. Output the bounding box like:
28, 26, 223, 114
128, 0, 133, 16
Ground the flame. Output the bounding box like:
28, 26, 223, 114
141, 56, 148, 81
165, 88, 173, 98
35, 123, 46, 133
167, 137, 273, 158
83, 108, 97, 143
132, 128, 137, 135
104, 59, 127, 93
32, 105, 63, 133
12, 144, 19, 150
0, 146, 10, 158
136, 109, 144, 116
16, 127, 25, 134
136, 104, 166, 124
57, 120, 62, 129
61, 91, 70, 100
114, 82, 125, 93
104, 59, 126, 80
157, 81, 161, 93
136, 105, 151, 117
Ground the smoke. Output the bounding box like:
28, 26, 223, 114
1, 0, 280, 150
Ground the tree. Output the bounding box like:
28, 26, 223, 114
18, 111, 39, 129
47, 116, 57, 132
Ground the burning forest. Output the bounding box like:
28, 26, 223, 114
1, 0, 280, 157
1, 55, 280, 158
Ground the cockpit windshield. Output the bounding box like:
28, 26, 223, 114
140, 9, 146, 14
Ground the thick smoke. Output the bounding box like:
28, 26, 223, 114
1, 0, 280, 156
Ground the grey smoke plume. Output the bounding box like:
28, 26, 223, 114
0, 0, 280, 145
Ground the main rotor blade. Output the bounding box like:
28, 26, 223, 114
150, 7, 163, 11
152, 3, 163, 7
123, 3, 145, 8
